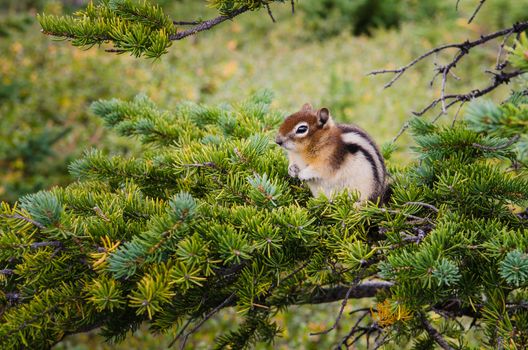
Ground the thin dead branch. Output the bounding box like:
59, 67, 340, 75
0, 213, 45, 229
468, 0, 486, 24
421, 315, 456, 350
404, 202, 440, 213
472, 134, 520, 151
169, 7, 250, 41
310, 285, 356, 336
266, 4, 276, 23
174, 293, 237, 349
369, 21, 528, 118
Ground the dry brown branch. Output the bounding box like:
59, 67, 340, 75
421, 315, 456, 350
169, 7, 250, 41
369, 21, 528, 118
468, 0, 486, 24
472, 134, 521, 151
0, 213, 45, 229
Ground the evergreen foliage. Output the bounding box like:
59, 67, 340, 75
0, 88, 526, 349
3, 0, 528, 348
38, 0, 176, 59
37, 0, 289, 59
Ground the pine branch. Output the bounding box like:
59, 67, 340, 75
404, 201, 440, 213
299, 282, 394, 305
0, 213, 45, 229
3, 92, 527, 348
169, 7, 249, 41
420, 315, 456, 350
472, 134, 520, 151
217, 281, 394, 309
29, 241, 63, 249
172, 20, 203, 26
379, 208, 435, 225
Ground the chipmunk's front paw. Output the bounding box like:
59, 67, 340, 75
288, 163, 300, 178
298, 167, 319, 181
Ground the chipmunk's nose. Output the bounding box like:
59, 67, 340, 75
275, 136, 284, 146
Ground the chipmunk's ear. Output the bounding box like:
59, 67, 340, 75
301, 103, 313, 112
317, 107, 330, 126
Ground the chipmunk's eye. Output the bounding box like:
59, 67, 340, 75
296, 125, 308, 134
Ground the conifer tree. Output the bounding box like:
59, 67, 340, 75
1, 1, 528, 349
37, 0, 294, 58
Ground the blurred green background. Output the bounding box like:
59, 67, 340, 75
1, 0, 526, 348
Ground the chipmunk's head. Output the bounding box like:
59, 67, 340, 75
275, 103, 333, 152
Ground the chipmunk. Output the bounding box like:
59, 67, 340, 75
275, 103, 387, 202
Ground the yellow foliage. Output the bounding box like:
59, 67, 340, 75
89, 236, 121, 271
372, 299, 412, 327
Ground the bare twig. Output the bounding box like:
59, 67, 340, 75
266, 4, 276, 23
168, 317, 193, 348
298, 281, 394, 305
379, 208, 435, 225
291, 0, 295, 14
369, 42, 465, 88
421, 316, 456, 350
450, 100, 466, 127
93, 206, 110, 222
310, 285, 356, 336
267, 260, 310, 292
372, 332, 389, 350
440, 65, 449, 113
169, 7, 249, 41
404, 202, 439, 213
432, 307, 466, 331
335, 309, 375, 349
173, 20, 202, 26
496, 29, 514, 69
181, 162, 217, 169
104, 48, 126, 53
392, 121, 410, 142
176, 293, 237, 349
0, 214, 45, 229
369, 21, 528, 117
468, 0, 486, 24
30, 241, 62, 249
413, 70, 524, 116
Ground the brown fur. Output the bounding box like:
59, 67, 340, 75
278, 109, 351, 170
278, 110, 318, 136
277, 105, 388, 202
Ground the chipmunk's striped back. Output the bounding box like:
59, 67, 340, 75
337, 124, 387, 200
